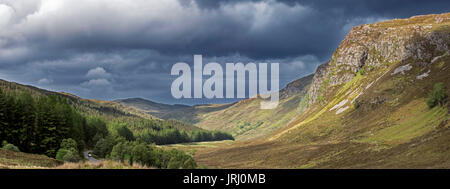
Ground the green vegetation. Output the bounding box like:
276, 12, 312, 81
56, 138, 81, 162
109, 141, 196, 169
353, 99, 360, 109
0, 89, 96, 157
2, 141, 20, 152
427, 82, 447, 108
358, 68, 365, 75
0, 85, 232, 168
110, 119, 234, 145
116, 125, 135, 141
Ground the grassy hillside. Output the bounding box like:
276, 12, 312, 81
195, 74, 313, 140
0, 79, 231, 143
0, 149, 62, 169
191, 13, 450, 168
0, 79, 151, 122
117, 75, 313, 140
0, 149, 149, 169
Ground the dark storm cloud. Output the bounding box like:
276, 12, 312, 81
0, 0, 448, 104
193, 0, 450, 17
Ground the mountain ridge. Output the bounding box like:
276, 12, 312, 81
191, 12, 450, 168
116, 73, 314, 140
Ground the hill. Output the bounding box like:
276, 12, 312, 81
114, 98, 233, 124
192, 13, 450, 168
117, 74, 313, 140
195, 74, 313, 140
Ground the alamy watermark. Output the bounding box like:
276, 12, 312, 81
171, 55, 279, 109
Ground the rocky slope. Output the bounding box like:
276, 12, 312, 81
308, 13, 449, 106
193, 13, 450, 168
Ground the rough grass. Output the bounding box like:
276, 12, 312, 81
0, 149, 150, 169
196, 93, 307, 140
0, 149, 63, 169
359, 100, 448, 145
56, 160, 150, 169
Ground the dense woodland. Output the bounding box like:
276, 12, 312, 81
0, 87, 233, 168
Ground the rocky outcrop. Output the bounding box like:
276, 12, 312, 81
307, 13, 450, 105
279, 74, 313, 99
307, 61, 330, 105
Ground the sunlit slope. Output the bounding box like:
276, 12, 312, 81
195, 74, 313, 140
194, 13, 450, 168
116, 74, 313, 140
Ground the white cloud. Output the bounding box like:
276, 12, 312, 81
37, 77, 52, 85
0, 4, 13, 28
85, 67, 110, 79
81, 78, 110, 87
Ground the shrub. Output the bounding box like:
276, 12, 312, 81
358, 68, 365, 75
56, 149, 81, 162
60, 138, 78, 152
64, 150, 81, 162
117, 126, 135, 141
354, 99, 360, 109
1, 140, 7, 147
56, 149, 69, 160
93, 136, 116, 158
427, 82, 447, 108
56, 138, 81, 162
2, 143, 20, 152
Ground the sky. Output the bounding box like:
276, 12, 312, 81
0, 0, 449, 105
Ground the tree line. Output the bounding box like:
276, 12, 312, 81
109, 119, 234, 145
0, 88, 233, 168
0, 89, 108, 157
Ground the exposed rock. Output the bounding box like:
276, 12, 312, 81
307, 13, 450, 105
391, 64, 412, 75
351, 92, 363, 104
431, 52, 449, 64
370, 96, 386, 105
336, 106, 349, 114
416, 70, 430, 80
365, 81, 374, 90
279, 74, 313, 99
307, 62, 330, 105
330, 99, 348, 111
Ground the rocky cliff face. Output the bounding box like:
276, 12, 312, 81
308, 13, 450, 105
279, 74, 313, 99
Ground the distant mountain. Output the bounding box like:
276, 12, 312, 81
116, 74, 313, 140
114, 97, 234, 124
194, 13, 450, 168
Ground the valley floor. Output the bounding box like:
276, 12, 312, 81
190, 121, 449, 168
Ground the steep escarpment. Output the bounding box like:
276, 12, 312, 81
308, 13, 450, 106
194, 13, 450, 168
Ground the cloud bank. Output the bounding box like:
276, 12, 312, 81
0, 0, 448, 104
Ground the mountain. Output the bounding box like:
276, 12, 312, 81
192, 13, 450, 168
194, 74, 313, 140
114, 98, 233, 124
117, 74, 313, 140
